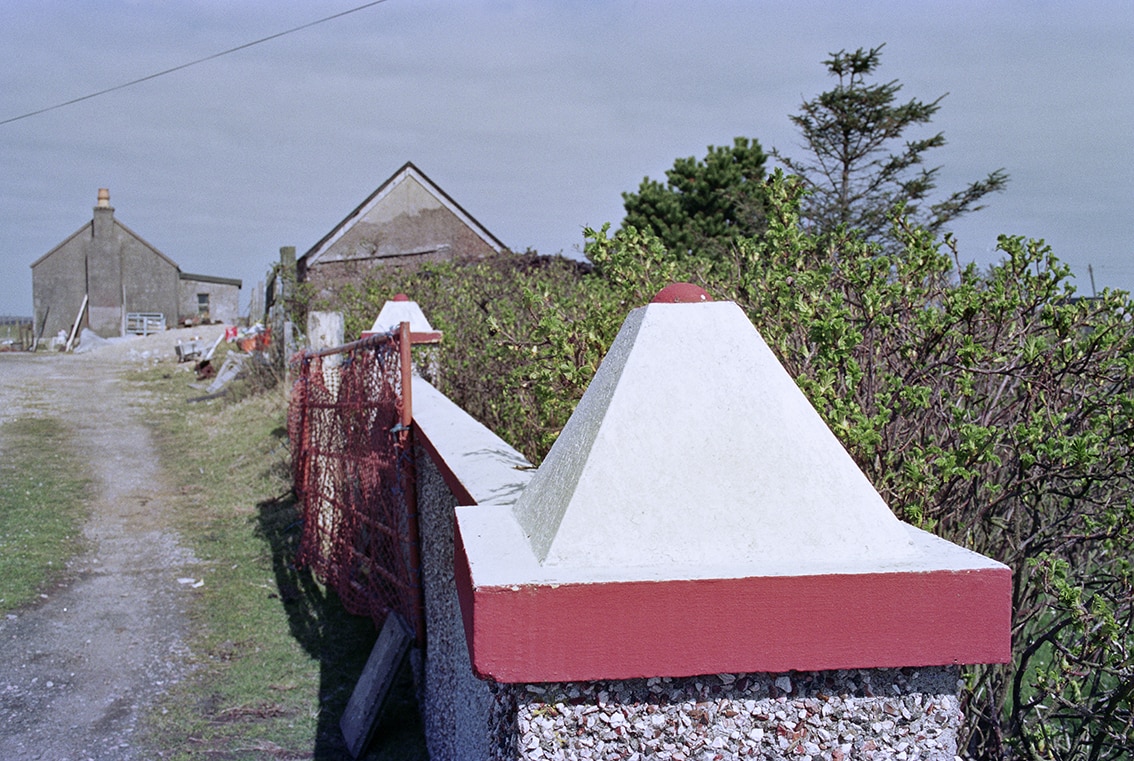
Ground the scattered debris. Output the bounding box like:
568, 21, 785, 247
207, 353, 248, 394
202, 332, 224, 361
233, 323, 270, 353
175, 338, 207, 363
186, 388, 230, 404
73, 328, 110, 354
187, 348, 269, 403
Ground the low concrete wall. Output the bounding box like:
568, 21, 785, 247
415, 444, 493, 760
410, 377, 964, 761
412, 378, 533, 761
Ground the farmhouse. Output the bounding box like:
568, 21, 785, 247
297, 162, 506, 301
30, 189, 242, 339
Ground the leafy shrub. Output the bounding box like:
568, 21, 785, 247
308, 252, 596, 462
315, 175, 1134, 760
733, 175, 1134, 760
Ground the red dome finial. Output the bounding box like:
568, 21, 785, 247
651, 283, 712, 304
393, 293, 410, 302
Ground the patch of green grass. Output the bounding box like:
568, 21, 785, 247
0, 416, 91, 612
130, 365, 424, 760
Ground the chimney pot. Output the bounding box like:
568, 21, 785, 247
96, 188, 110, 208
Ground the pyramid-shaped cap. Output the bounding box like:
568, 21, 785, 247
511, 299, 916, 570
368, 296, 434, 334
455, 295, 1011, 680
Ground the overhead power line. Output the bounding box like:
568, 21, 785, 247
0, 0, 391, 127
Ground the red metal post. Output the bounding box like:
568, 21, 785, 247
399, 321, 413, 428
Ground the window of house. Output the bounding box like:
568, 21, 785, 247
197, 293, 210, 317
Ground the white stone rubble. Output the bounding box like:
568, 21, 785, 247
490, 667, 961, 761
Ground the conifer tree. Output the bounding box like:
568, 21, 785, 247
775, 44, 1008, 242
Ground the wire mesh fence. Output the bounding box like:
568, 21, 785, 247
288, 326, 423, 641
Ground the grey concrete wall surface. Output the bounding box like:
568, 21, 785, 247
31, 216, 179, 339
178, 278, 241, 324
31, 229, 88, 339
88, 209, 125, 336
302, 172, 501, 303
325, 205, 495, 265
415, 442, 494, 761
120, 233, 179, 328
305, 248, 468, 304
207, 284, 240, 324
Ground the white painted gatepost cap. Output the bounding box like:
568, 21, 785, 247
453, 285, 1012, 683
363, 293, 434, 336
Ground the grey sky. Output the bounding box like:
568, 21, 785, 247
2, 1, 1132, 317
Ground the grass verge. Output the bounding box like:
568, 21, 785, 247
0, 416, 90, 613
129, 361, 425, 760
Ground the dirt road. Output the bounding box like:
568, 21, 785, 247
0, 332, 216, 759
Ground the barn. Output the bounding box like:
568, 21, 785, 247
297, 162, 506, 301
30, 189, 242, 340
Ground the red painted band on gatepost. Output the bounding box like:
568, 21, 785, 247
454, 523, 1012, 683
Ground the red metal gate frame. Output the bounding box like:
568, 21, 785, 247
291, 321, 441, 644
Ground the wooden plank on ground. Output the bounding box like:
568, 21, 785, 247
340, 611, 415, 758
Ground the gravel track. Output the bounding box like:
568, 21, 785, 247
0, 329, 221, 760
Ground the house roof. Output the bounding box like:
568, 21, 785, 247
30, 218, 180, 271
181, 272, 243, 288
299, 161, 506, 267
29, 223, 89, 269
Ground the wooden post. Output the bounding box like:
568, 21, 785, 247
65, 295, 88, 352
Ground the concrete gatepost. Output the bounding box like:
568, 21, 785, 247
307, 310, 344, 351
451, 285, 1011, 760
362, 293, 435, 336
307, 310, 345, 396
362, 294, 441, 383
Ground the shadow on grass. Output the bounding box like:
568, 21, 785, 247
256, 491, 427, 760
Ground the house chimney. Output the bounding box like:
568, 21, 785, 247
88, 187, 121, 337
92, 188, 115, 240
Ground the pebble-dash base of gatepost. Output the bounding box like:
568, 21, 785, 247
489, 667, 961, 761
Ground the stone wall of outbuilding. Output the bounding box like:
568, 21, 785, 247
178, 276, 242, 325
